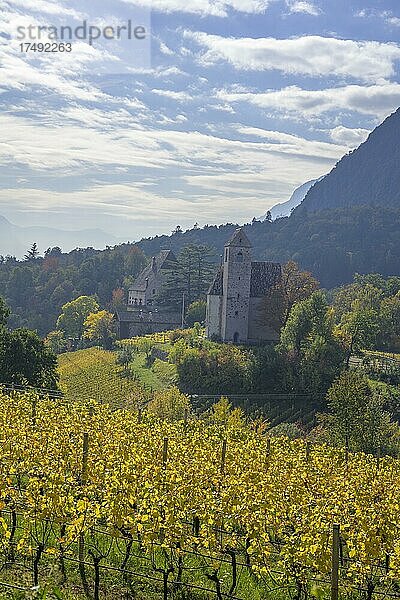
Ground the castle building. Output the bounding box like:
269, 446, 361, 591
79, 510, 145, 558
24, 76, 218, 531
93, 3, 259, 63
115, 250, 181, 339
206, 228, 282, 344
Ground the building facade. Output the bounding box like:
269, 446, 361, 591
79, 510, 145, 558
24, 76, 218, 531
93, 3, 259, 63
115, 250, 182, 339
206, 228, 282, 344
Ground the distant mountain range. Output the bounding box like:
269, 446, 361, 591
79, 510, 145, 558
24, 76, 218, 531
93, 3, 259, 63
261, 179, 319, 220
0, 215, 120, 257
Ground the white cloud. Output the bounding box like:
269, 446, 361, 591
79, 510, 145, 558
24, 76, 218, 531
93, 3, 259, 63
328, 126, 370, 147
119, 0, 273, 17
387, 17, 400, 27
152, 88, 193, 102
356, 9, 400, 28
5, 0, 84, 19
287, 1, 321, 16
0, 110, 344, 225
159, 41, 174, 56
185, 31, 400, 82
0, 50, 109, 102
235, 126, 347, 158
217, 83, 400, 118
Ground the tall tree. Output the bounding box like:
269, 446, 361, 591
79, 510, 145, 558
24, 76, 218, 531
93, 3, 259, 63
260, 260, 319, 331
337, 284, 384, 366
157, 245, 215, 311
24, 243, 40, 261
322, 371, 400, 456
0, 297, 10, 326
278, 291, 346, 394
0, 328, 58, 388
57, 296, 99, 339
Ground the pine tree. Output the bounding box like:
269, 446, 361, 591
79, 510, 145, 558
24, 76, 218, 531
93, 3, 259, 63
157, 244, 215, 310
24, 242, 40, 261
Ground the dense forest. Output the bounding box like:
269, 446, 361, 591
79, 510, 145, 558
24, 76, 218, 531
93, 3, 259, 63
0, 203, 399, 335
0, 244, 146, 335
138, 204, 400, 286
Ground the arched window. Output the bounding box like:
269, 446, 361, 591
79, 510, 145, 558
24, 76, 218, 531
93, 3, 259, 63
237, 251, 243, 262
233, 332, 239, 343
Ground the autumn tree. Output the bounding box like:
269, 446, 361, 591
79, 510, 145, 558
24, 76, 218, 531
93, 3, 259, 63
57, 296, 99, 339
111, 288, 125, 311
83, 310, 116, 350
260, 260, 319, 331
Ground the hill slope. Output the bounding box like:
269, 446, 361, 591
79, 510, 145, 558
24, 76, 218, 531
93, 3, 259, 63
138, 205, 400, 288
58, 348, 148, 408
299, 108, 400, 213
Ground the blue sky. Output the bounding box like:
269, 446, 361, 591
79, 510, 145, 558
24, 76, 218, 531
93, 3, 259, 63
0, 0, 400, 245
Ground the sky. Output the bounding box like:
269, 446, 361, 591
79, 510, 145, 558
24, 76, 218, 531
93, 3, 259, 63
0, 0, 400, 244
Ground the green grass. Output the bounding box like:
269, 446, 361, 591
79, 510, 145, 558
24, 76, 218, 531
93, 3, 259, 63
129, 353, 178, 391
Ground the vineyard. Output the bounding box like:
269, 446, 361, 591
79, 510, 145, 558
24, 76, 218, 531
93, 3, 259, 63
58, 348, 150, 409
0, 390, 399, 599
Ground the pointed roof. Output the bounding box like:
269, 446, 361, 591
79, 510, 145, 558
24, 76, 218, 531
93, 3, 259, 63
225, 227, 252, 248
129, 249, 176, 292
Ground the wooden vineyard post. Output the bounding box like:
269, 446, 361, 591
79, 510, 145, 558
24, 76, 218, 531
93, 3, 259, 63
377, 447, 381, 471
221, 439, 227, 475
306, 441, 312, 462
163, 437, 168, 467
79, 433, 90, 598
81, 433, 89, 485
331, 524, 340, 600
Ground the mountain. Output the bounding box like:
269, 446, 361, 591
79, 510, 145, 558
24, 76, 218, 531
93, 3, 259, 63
261, 179, 319, 220
0, 215, 119, 257
299, 107, 400, 213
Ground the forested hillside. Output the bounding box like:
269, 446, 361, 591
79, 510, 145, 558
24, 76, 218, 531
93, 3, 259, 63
138, 205, 400, 288
298, 107, 400, 213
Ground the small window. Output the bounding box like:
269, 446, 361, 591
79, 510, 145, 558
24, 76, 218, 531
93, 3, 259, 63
237, 251, 243, 263
153, 289, 156, 295
237, 293, 240, 299
225, 249, 228, 262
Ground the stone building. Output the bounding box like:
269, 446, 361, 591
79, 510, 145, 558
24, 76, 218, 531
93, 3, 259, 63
115, 250, 182, 339
206, 228, 282, 344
